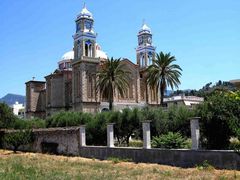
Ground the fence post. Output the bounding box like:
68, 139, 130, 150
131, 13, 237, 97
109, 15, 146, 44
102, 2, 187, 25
142, 121, 151, 149
107, 123, 115, 148
190, 117, 200, 150
79, 125, 86, 147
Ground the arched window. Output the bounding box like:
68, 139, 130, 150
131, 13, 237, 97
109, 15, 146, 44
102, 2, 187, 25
85, 44, 88, 56
89, 44, 92, 57
141, 55, 145, 67
148, 55, 152, 65
78, 44, 81, 58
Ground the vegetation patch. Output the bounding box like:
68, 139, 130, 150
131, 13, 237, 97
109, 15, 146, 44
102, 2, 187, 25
0, 150, 239, 179
152, 132, 189, 149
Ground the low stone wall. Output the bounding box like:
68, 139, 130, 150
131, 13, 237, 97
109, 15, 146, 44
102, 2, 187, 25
79, 146, 240, 170
1, 127, 239, 170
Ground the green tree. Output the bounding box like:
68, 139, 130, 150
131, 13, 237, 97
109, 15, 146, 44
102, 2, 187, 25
146, 52, 182, 105
0, 103, 16, 129
109, 108, 142, 146
3, 129, 34, 153
196, 91, 240, 149
96, 57, 130, 111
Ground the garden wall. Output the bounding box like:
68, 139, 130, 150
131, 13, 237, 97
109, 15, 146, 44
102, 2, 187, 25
79, 146, 240, 170
1, 127, 239, 170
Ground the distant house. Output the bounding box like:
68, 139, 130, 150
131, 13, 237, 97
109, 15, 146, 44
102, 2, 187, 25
11, 101, 25, 118
229, 79, 240, 89
163, 95, 204, 108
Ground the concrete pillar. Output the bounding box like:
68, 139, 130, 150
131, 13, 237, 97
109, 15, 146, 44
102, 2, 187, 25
190, 117, 200, 150
107, 123, 115, 148
79, 125, 86, 147
143, 121, 151, 149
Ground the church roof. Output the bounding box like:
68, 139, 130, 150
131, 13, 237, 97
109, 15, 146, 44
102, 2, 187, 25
138, 23, 151, 35
77, 4, 93, 20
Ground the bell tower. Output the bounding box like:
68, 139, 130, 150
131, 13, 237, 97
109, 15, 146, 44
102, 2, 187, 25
73, 3, 96, 60
72, 4, 100, 113
136, 22, 156, 69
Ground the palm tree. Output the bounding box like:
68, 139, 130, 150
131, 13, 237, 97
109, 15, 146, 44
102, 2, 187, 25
96, 57, 130, 111
147, 52, 182, 105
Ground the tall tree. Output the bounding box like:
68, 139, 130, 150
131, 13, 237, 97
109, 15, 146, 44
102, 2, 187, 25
96, 57, 130, 111
147, 52, 182, 105
0, 103, 16, 128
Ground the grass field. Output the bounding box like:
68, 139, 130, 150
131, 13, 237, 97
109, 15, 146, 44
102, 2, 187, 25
0, 150, 239, 179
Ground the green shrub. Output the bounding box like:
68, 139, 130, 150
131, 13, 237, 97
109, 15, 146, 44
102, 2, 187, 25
141, 107, 169, 137
196, 160, 214, 171
3, 129, 34, 153
196, 91, 240, 149
46, 111, 88, 127
141, 106, 194, 138
13, 118, 46, 129
128, 140, 143, 147
86, 112, 108, 146
152, 132, 187, 149
111, 108, 142, 146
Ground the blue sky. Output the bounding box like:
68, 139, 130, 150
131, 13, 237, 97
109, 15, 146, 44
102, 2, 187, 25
0, 0, 239, 97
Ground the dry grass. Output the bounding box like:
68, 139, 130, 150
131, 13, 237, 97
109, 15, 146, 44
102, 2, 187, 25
0, 149, 239, 179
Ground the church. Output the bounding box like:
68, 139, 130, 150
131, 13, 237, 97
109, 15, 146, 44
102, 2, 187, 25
25, 4, 160, 118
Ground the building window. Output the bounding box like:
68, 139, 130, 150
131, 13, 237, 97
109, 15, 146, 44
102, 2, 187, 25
85, 44, 88, 56
141, 55, 145, 67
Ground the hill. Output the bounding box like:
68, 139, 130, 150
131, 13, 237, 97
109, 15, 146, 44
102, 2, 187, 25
0, 93, 25, 106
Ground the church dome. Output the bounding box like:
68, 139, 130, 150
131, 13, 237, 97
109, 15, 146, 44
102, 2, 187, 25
61, 50, 74, 61
58, 50, 73, 70
77, 4, 93, 19
96, 50, 107, 59
96, 44, 108, 59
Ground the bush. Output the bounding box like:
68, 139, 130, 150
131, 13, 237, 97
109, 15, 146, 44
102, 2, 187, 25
168, 106, 195, 137
152, 132, 187, 149
43, 107, 195, 146
3, 129, 34, 153
128, 140, 143, 147
110, 108, 142, 146
46, 111, 89, 127
12, 118, 46, 129
141, 107, 169, 137
86, 112, 107, 145
196, 160, 214, 171
196, 91, 240, 149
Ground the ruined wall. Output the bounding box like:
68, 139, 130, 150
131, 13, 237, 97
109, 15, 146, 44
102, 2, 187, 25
2, 127, 80, 156
33, 127, 80, 155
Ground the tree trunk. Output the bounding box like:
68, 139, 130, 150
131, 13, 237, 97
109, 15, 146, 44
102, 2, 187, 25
160, 85, 165, 106
109, 83, 114, 111
109, 95, 113, 111
13, 146, 18, 153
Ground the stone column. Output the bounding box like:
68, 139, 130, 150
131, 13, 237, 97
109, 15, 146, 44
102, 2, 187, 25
143, 121, 151, 149
107, 123, 115, 148
79, 125, 86, 147
190, 117, 200, 150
